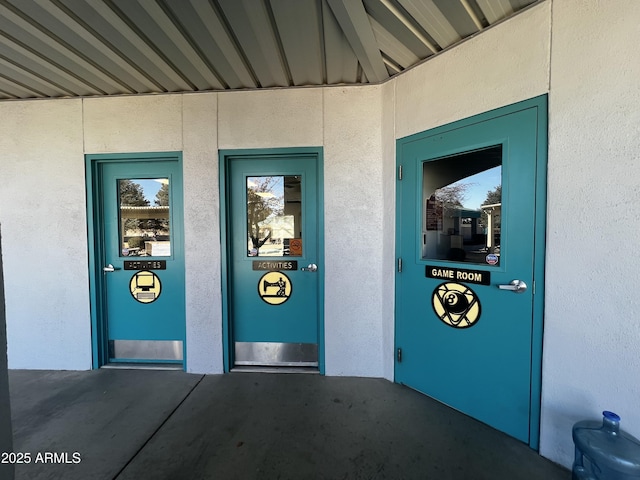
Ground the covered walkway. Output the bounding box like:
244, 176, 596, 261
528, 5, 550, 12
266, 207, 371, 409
10, 369, 569, 479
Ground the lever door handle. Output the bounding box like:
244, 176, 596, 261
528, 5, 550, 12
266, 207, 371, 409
498, 279, 527, 293
103, 264, 120, 273
301, 263, 318, 272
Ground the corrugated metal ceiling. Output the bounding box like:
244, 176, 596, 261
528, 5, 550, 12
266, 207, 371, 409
0, 0, 540, 100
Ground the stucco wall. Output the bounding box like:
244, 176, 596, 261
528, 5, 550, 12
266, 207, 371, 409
218, 89, 323, 149
0, 99, 90, 369
540, 0, 640, 467
381, 81, 396, 381
323, 86, 387, 377
182, 93, 221, 374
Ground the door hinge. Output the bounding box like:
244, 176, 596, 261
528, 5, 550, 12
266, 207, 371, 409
397, 347, 402, 363
398, 165, 403, 180
397, 257, 402, 273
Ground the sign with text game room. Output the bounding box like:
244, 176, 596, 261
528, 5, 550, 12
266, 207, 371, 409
425, 266, 490, 286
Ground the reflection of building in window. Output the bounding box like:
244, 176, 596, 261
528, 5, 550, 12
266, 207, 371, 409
436, 205, 485, 260
121, 205, 171, 256
480, 203, 501, 254
421, 145, 502, 264
454, 209, 483, 242
251, 216, 295, 256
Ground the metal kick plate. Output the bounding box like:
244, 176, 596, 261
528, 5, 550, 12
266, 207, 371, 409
235, 342, 318, 367
109, 340, 183, 361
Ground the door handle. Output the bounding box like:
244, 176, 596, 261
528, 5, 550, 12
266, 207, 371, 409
301, 263, 318, 272
498, 279, 527, 293
103, 264, 120, 273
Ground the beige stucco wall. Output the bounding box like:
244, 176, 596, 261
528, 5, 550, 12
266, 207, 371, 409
323, 85, 388, 376
0, 99, 90, 370
540, 0, 640, 467
182, 93, 220, 374
218, 89, 323, 149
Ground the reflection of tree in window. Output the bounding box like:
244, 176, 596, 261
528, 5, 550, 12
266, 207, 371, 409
120, 180, 149, 232
435, 183, 468, 230
247, 177, 283, 256
482, 185, 501, 206
155, 182, 169, 206
151, 182, 170, 237
480, 185, 501, 227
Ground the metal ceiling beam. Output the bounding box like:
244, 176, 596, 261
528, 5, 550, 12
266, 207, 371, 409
137, 0, 224, 90
382, 55, 402, 74
0, 34, 101, 96
68, 0, 192, 92
219, 0, 290, 88
110, 0, 210, 91
432, 0, 479, 39
364, 0, 434, 59
475, 0, 514, 24
509, 0, 533, 11
0, 56, 70, 97
396, 0, 460, 49
326, 0, 388, 83
321, 0, 358, 84
0, 2, 122, 94
459, 0, 484, 30
0, 75, 44, 98
31, 0, 158, 93
369, 17, 419, 69
184, 0, 256, 89
270, 0, 324, 86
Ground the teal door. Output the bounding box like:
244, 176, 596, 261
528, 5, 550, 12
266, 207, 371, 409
90, 155, 185, 367
225, 151, 322, 369
395, 98, 546, 445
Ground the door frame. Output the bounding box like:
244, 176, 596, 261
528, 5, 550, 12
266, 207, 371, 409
394, 95, 547, 449
85, 151, 185, 369
219, 147, 325, 373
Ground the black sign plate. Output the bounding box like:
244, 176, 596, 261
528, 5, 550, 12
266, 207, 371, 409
124, 260, 167, 271
253, 260, 298, 271
425, 265, 490, 285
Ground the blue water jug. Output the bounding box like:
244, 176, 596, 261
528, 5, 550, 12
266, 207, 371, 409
572, 411, 640, 479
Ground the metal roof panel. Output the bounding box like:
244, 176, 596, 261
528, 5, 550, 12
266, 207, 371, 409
0, 0, 541, 99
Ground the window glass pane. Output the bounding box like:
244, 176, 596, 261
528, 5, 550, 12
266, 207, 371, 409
422, 146, 502, 266
247, 175, 302, 257
119, 178, 171, 257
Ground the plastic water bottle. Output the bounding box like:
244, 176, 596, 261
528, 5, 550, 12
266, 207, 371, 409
572, 411, 640, 479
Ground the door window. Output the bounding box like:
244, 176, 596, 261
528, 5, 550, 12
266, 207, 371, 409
118, 178, 171, 257
246, 175, 302, 257
422, 145, 502, 265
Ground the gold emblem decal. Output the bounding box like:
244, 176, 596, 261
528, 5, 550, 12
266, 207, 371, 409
129, 270, 162, 304
432, 282, 481, 328
258, 271, 292, 305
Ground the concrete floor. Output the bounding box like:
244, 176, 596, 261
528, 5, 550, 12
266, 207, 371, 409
8, 369, 570, 480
